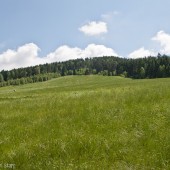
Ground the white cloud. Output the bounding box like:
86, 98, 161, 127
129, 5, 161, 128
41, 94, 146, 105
128, 30, 170, 58
46, 46, 82, 62
0, 43, 43, 70
79, 21, 107, 36
0, 43, 118, 71
82, 44, 117, 57
152, 30, 170, 55
3, 30, 170, 71
128, 47, 156, 59
46, 44, 118, 62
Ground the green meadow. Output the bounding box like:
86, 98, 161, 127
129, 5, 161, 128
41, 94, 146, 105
0, 76, 169, 170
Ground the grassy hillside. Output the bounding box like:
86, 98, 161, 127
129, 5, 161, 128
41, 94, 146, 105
0, 76, 169, 169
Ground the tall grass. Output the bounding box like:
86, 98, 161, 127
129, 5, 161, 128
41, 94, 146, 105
0, 76, 169, 169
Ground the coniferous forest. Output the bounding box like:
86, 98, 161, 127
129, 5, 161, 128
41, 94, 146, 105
0, 54, 170, 87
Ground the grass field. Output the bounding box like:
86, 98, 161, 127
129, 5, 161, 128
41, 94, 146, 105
0, 75, 170, 170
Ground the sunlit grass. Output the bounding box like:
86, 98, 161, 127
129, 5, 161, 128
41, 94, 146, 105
0, 76, 170, 169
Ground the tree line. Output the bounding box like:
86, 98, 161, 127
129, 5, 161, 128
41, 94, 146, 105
0, 53, 170, 87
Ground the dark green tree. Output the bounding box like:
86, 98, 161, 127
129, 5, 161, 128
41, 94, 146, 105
0, 73, 4, 82
139, 67, 145, 79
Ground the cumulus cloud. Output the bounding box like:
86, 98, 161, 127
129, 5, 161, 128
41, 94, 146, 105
0, 43, 118, 71
46, 46, 82, 62
128, 30, 170, 58
79, 21, 107, 36
81, 44, 117, 57
44, 44, 118, 62
0, 43, 43, 70
152, 30, 170, 54
128, 47, 156, 59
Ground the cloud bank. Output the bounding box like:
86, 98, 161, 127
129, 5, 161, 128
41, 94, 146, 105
1, 30, 170, 70
0, 44, 118, 71
152, 30, 170, 55
79, 21, 107, 36
0, 43, 41, 71
128, 30, 170, 58
128, 47, 156, 59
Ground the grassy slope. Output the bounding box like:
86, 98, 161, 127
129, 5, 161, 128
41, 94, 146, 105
0, 76, 169, 170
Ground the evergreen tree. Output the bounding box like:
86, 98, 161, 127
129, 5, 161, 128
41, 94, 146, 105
0, 73, 4, 82
139, 67, 145, 79
34, 66, 40, 75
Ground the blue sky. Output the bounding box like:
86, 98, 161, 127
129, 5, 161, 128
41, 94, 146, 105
0, 0, 170, 70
